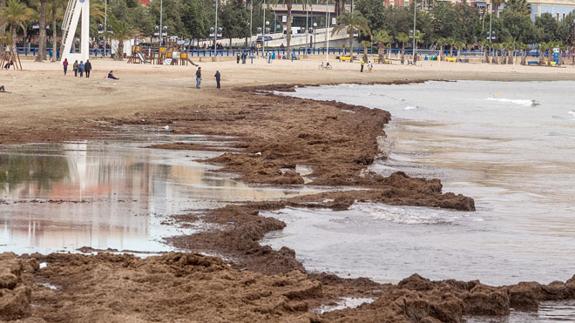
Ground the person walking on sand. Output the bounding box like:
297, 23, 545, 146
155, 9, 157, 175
195, 67, 202, 89
360, 58, 365, 73
214, 70, 221, 89
73, 60, 79, 77
0, 85, 5, 92
84, 60, 92, 78
236, 53, 241, 64
79, 61, 85, 77
63, 58, 69, 75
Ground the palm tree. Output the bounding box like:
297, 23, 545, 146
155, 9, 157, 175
435, 37, 448, 61
334, 0, 344, 16
0, 0, 34, 51
446, 37, 456, 57
109, 17, 136, 61
479, 39, 490, 63
453, 40, 465, 62
48, 0, 65, 61
332, 11, 370, 57
413, 30, 424, 59
36, 0, 48, 61
285, 0, 307, 58
492, 42, 503, 64
396, 32, 409, 64
361, 39, 370, 61
373, 29, 392, 63
517, 42, 528, 65
0, 0, 6, 37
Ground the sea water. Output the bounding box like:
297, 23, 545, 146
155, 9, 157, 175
265, 81, 575, 287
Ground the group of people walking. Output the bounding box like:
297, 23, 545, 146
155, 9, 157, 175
62, 58, 92, 78
62, 58, 119, 80
236, 52, 255, 65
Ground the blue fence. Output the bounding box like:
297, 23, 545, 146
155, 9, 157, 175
15, 47, 112, 59
15, 46, 550, 59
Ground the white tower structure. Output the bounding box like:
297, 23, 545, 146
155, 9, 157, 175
61, 0, 90, 62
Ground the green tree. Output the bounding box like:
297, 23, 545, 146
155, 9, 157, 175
0, 0, 34, 50
220, 0, 249, 47
355, 0, 385, 32
182, 0, 212, 42
536, 13, 559, 43
396, 31, 409, 62
557, 12, 575, 46
48, 0, 65, 61
498, 5, 538, 44
332, 11, 371, 55
373, 28, 391, 62
109, 15, 137, 60
35, 0, 47, 61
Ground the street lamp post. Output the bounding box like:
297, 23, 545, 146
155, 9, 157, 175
412, 0, 417, 61
325, 0, 332, 62
214, 0, 218, 56
305, 0, 309, 49
489, 3, 493, 45
104, 0, 107, 57
159, 0, 163, 46
262, 0, 266, 57
312, 22, 317, 49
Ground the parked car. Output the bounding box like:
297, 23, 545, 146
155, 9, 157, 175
256, 35, 273, 44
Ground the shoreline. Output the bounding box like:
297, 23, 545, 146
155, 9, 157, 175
1, 61, 575, 321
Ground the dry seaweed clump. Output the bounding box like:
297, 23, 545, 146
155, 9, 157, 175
25, 252, 327, 322
0, 253, 38, 321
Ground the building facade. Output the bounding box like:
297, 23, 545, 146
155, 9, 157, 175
528, 0, 575, 21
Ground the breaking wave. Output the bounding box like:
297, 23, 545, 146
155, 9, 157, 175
350, 203, 467, 225
486, 97, 538, 107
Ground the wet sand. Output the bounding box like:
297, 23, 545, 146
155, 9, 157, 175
2, 59, 575, 322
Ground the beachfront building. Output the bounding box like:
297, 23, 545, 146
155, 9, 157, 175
528, 0, 575, 21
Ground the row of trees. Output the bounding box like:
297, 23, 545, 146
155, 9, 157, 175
344, 0, 575, 60
3, 0, 575, 61
0, 0, 273, 60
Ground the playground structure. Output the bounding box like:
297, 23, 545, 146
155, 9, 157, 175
1, 37, 22, 70
61, 0, 90, 63
127, 45, 197, 66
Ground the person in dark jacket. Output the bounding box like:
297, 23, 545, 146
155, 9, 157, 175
62, 58, 69, 75
214, 70, 221, 89
78, 61, 85, 77
107, 70, 119, 80
84, 60, 92, 78
195, 67, 202, 89
236, 53, 240, 64
73, 60, 79, 77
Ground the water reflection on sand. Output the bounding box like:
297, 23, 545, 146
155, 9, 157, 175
0, 138, 321, 254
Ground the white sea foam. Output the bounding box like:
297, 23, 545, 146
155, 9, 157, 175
350, 203, 466, 225
568, 110, 575, 119
486, 97, 537, 107
404, 106, 419, 111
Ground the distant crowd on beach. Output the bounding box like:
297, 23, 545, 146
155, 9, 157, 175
62, 58, 119, 80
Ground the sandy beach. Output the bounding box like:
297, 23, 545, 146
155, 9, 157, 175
2, 57, 575, 143
2, 58, 575, 322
